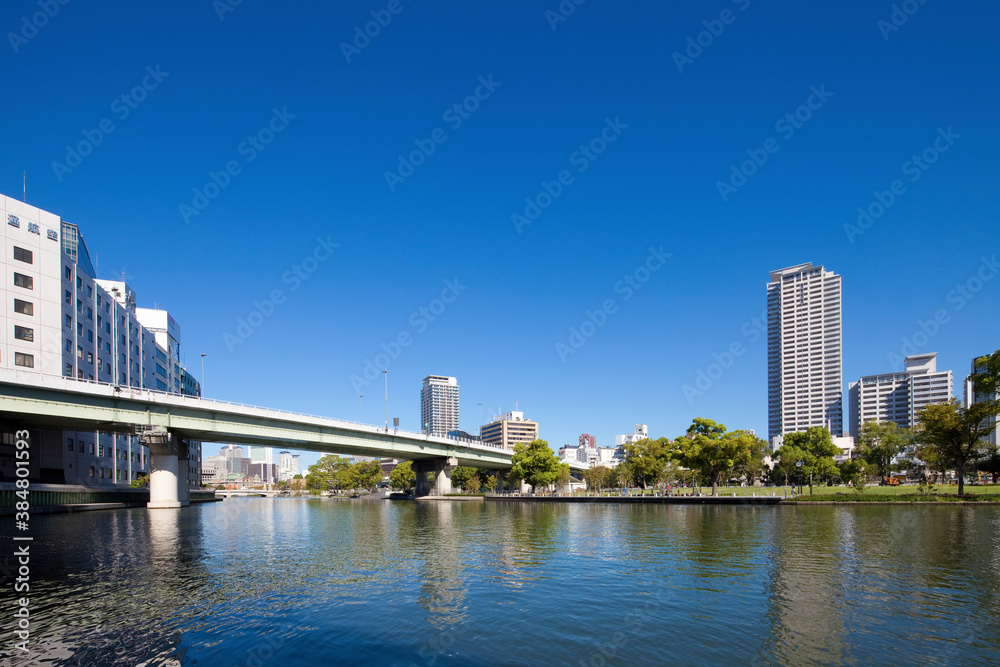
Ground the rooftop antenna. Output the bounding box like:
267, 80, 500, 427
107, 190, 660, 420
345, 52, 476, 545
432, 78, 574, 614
23, 172, 26, 202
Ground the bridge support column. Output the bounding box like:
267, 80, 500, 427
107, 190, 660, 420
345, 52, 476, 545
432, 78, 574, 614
412, 457, 458, 496
141, 429, 190, 509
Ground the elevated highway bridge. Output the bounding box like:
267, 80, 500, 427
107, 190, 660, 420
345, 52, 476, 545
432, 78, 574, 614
0, 370, 586, 507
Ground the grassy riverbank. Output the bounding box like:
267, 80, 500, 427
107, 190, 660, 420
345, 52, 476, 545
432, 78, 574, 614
569, 484, 1000, 501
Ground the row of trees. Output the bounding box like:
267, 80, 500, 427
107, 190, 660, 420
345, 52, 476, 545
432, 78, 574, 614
305, 455, 383, 493
580, 418, 770, 496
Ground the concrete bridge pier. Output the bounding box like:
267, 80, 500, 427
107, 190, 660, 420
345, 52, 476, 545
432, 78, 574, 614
412, 457, 458, 496
141, 429, 190, 509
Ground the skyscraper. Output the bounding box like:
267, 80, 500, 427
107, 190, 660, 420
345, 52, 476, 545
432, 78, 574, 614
767, 262, 843, 444
420, 375, 460, 437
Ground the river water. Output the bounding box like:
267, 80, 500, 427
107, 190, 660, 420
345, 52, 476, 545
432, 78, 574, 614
5, 499, 1000, 666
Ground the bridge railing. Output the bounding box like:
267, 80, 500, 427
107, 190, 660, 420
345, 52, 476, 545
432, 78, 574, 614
0, 369, 515, 456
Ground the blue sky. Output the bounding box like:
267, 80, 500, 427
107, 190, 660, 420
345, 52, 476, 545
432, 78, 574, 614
2, 0, 998, 470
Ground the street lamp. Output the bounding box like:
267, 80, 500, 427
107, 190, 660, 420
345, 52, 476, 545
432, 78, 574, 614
360, 394, 364, 423
478, 402, 483, 433
382, 369, 388, 432
200, 353, 206, 397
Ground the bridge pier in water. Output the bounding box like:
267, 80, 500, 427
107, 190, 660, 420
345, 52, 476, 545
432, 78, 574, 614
142, 430, 190, 509
412, 457, 458, 496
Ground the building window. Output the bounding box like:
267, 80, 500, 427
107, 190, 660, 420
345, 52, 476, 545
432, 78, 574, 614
87, 330, 93, 342
99, 467, 105, 478
89, 466, 95, 477
14, 353, 34, 368
77, 323, 82, 336
87, 352, 93, 364
77, 346, 83, 359
78, 441, 83, 452
13, 273, 33, 290
13, 246, 32, 264
87, 286, 92, 298
15, 299, 33, 316
14, 326, 33, 342
67, 438, 74, 452
65, 314, 72, 328
65, 363, 73, 376
87, 307, 93, 320
64, 266, 71, 280
89, 443, 95, 454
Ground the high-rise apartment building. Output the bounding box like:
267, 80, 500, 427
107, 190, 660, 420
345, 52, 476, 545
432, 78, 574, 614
480, 410, 538, 450
278, 450, 300, 480
420, 375, 460, 437
579, 433, 596, 448
767, 262, 843, 444
848, 353, 952, 436
0, 193, 201, 487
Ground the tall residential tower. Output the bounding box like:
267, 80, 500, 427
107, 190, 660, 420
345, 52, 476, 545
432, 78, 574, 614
767, 263, 843, 444
420, 375, 460, 437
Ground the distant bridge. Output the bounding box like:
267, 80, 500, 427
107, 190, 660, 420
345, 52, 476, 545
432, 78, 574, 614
0, 370, 585, 507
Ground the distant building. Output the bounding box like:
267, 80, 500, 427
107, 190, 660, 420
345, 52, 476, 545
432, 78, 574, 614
481, 410, 538, 450
848, 353, 952, 436
447, 429, 480, 442
559, 442, 618, 468
420, 375, 460, 437
613, 424, 647, 460
247, 445, 274, 465
278, 450, 300, 480
767, 262, 843, 444
579, 433, 596, 448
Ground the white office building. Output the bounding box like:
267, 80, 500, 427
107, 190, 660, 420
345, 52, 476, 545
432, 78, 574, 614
767, 263, 843, 444
0, 193, 201, 487
278, 450, 300, 480
420, 375, 460, 437
848, 353, 953, 436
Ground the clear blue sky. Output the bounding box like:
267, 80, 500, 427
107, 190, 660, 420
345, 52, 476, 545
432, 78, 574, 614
2, 0, 998, 470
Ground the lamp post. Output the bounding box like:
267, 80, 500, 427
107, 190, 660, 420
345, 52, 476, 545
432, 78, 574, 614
360, 394, 364, 423
382, 369, 388, 432
200, 353, 206, 397
478, 402, 483, 433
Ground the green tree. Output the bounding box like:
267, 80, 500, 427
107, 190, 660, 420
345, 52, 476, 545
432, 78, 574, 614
856, 421, 910, 483
307, 455, 350, 491
389, 461, 416, 491
484, 474, 499, 493
509, 439, 562, 492
623, 438, 675, 489
466, 474, 482, 493
914, 399, 998, 496
979, 448, 1000, 484
556, 464, 571, 491
130, 474, 149, 488
351, 460, 383, 493
584, 465, 610, 491
730, 432, 769, 486
777, 427, 839, 495
676, 419, 759, 496
450, 466, 477, 491
839, 458, 870, 493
